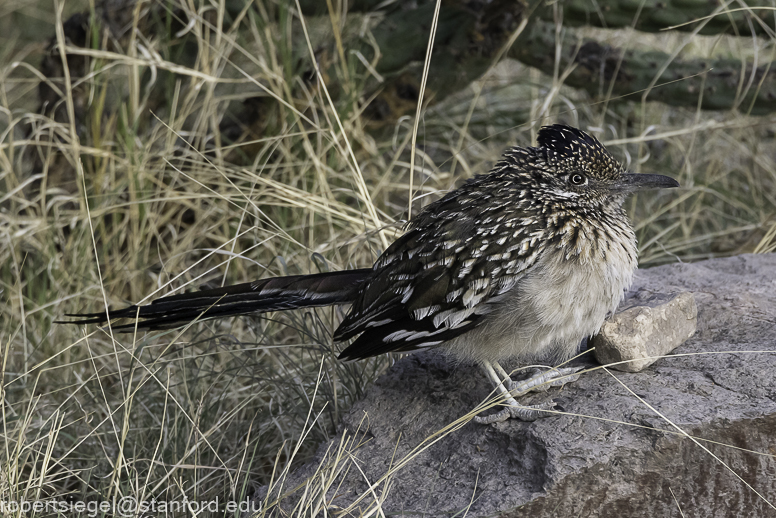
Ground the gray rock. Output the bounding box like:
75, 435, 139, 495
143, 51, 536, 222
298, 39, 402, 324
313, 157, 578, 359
592, 291, 698, 372
259, 254, 776, 517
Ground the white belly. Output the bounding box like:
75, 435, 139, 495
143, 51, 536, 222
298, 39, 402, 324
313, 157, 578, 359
444, 244, 636, 365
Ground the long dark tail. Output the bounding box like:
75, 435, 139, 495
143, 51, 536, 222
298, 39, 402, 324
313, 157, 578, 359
59, 269, 372, 331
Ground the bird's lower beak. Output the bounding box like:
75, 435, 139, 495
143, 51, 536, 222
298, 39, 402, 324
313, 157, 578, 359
613, 173, 680, 192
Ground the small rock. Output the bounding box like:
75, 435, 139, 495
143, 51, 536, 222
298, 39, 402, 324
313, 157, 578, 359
592, 291, 697, 372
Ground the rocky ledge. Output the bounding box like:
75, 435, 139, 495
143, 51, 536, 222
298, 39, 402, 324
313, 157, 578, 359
259, 254, 776, 517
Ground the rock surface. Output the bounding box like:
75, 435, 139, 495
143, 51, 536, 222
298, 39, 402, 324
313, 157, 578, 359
260, 254, 776, 517
592, 291, 698, 372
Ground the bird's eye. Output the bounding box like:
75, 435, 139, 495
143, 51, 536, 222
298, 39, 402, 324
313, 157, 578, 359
569, 173, 586, 185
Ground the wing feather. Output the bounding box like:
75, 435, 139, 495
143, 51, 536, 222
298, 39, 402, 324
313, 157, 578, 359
336, 171, 548, 360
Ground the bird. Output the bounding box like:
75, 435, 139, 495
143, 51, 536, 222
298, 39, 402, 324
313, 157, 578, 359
61, 125, 680, 423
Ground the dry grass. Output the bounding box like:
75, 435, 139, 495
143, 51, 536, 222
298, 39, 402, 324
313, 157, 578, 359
1, 0, 775, 515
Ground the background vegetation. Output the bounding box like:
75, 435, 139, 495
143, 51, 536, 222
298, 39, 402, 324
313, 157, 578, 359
1, 0, 774, 515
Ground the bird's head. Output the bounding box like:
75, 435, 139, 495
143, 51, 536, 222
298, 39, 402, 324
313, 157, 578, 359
526, 124, 679, 209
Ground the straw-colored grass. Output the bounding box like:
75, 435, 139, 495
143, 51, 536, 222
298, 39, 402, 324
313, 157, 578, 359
1, 0, 774, 515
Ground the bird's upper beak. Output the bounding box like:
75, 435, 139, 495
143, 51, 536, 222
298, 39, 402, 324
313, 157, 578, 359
612, 173, 680, 193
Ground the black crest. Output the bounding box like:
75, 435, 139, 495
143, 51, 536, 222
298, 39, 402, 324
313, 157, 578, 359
537, 125, 606, 155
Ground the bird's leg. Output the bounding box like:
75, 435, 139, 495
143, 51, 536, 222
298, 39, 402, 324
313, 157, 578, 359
474, 360, 558, 424
495, 363, 582, 397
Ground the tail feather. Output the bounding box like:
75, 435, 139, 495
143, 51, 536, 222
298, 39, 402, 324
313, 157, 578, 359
60, 269, 372, 331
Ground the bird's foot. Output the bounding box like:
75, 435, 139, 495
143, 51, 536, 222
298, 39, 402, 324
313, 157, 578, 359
474, 362, 583, 424
507, 366, 582, 396
473, 396, 556, 424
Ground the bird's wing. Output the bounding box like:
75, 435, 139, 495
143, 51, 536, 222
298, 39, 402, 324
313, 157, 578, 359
336, 181, 547, 360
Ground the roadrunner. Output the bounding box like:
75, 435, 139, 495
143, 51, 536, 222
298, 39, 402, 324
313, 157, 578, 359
62, 125, 679, 423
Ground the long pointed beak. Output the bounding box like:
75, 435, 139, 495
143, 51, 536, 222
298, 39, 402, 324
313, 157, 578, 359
613, 173, 680, 193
